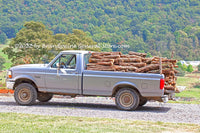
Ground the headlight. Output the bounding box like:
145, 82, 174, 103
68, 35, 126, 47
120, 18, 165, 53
7, 70, 12, 79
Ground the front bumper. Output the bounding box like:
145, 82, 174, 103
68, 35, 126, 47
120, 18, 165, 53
6, 81, 15, 90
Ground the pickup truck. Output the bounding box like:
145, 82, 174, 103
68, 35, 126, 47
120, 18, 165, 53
6, 50, 167, 111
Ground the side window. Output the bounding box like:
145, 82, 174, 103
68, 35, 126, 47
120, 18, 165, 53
84, 53, 91, 69
52, 54, 76, 69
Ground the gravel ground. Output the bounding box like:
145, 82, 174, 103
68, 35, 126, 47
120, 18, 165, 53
0, 96, 199, 125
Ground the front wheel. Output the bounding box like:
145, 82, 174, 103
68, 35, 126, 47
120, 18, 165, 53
115, 88, 140, 111
37, 92, 53, 102
14, 83, 37, 105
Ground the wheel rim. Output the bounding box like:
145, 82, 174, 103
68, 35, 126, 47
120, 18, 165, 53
18, 88, 31, 102
119, 92, 134, 107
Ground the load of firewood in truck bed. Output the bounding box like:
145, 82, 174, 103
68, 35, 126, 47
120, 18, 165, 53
86, 51, 179, 93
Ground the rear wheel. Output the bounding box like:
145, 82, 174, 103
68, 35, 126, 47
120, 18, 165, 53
37, 92, 53, 102
139, 97, 147, 106
14, 83, 37, 105
115, 88, 140, 111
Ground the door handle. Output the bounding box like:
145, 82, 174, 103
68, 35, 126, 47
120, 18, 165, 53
68, 72, 78, 74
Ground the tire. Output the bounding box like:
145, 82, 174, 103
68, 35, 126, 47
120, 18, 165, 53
14, 83, 37, 105
115, 88, 140, 111
37, 92, 53, 102
139, 97, 147, 106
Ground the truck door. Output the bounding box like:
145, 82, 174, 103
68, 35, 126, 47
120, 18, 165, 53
45, 54, 80, 94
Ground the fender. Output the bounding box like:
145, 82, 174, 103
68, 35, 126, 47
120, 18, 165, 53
112, 81, 139, 95
13, 75, 36, 83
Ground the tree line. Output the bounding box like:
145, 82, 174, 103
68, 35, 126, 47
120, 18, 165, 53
0, 0, 200, 60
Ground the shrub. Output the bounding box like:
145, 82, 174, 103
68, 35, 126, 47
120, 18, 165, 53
177, 61, 187, 72
182, 64, 187, 71
186, 64, 193, 73
198, 64, 200, 72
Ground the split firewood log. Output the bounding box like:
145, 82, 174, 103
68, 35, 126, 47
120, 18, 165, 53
164, 86, 175, 90
162, 69, 174, 74
114, 66, 138, 71
120, 55, 142, 59
151, 61, 159, 64
151, 56, 160, 61
162, 63, 173, 68
128, 51, 147, 58
174, 65, 178, 68
142, 58, 152, 64
87, 63, 97, 66
104, 55, 121, 58
174, 69, 179, 74
162, 59, 177, 63
97, 61, 114, 66
90, 55, 103, 59
87, 65, 116, 71
147, 70, 160, 73
165, 77, 170, 82
89, 58, 99, 63
89, 58, 115, 63
136, 64, 159, 73
119, 62, 146, 68
118, 58, 141, 63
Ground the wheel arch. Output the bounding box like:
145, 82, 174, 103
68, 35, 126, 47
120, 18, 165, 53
14, 78, 38, 92
112, 82, 141, 97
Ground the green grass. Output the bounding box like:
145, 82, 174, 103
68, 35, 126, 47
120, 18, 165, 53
0, 43, 12, 70
172, 73, 200, 104
0, 113, 199, 133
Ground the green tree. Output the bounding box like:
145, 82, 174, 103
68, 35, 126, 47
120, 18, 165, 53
3, 21, 54, 65
3, 22, 100, 65
186, 64, 194, 73
1, 1, 200, 60
64, 29, 100, 51
0, 56, 6, 70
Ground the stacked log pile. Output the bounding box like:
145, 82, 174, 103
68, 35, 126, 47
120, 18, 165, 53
86, 51, 179, 93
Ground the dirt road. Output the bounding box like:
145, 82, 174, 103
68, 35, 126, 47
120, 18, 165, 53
0, 96, 199, 124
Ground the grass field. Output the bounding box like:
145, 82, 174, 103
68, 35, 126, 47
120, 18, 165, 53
171, 72, 200, 104
0, 113, 199, 133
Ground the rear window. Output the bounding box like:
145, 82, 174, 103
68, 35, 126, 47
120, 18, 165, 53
84, 53, 91, 69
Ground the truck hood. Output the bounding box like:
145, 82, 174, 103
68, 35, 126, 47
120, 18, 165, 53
10, 64, 48, 70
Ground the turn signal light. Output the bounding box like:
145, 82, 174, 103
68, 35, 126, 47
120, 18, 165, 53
160, 79, 165, 90
8, 70, 12, 78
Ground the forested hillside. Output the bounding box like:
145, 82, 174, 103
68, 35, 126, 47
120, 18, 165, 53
0, 0, 200, 60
